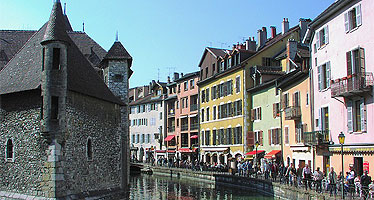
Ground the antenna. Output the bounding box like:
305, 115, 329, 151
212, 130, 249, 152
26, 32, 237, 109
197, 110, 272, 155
82, 21, 85, 32
115, 31, 119, 42
157, 68, 160, 81
167, 67, 176, 77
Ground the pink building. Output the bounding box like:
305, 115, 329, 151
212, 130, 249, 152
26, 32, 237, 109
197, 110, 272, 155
305, 0, 374, 176
165, 72, 199, 161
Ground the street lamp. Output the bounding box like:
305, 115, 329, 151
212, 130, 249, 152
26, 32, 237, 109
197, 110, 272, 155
255, 141, 260, 177
338, 132, 345, 199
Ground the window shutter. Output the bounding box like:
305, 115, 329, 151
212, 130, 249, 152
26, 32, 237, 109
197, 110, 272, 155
318, 108, 322, 130
251, 109, 254, 121
285, 127, 289, 144
281, 94, 286, 109
346, 51, 352, 76
356, 4, 362, 26
318, 65, 322, 91
292, 93, 296, 107
272, 129, 276, 145
344, 12, 349, 32
347, 101, 353, 133
268, 130, 272, 145
302, 124, 307, 143
360, 98, 367, 132
273, 103, 276, 118
259, 107, 262, 120
316, 30, 320, 49
325, 26, 329, 44
359, 48, 365, 73
278, 128, 281, 145
260, 130, 263, 145
326, 61, 331, 88
247, 131, 254, 147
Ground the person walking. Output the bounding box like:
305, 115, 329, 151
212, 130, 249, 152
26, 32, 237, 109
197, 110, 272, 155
313, 167, 324, 193
347, 166, 355, 195
302, 164, 312, 190
328, 167, 337, 196
361, 170, 372, 198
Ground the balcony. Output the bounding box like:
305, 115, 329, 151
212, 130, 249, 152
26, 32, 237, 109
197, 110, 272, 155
303, 130, 330, 146
168, 126, 175, 133
331, 72, 373, 97
190, 104, 198, 112
190, 123, 198, 130
284, 106, 301, 120
181, 124, 188, 131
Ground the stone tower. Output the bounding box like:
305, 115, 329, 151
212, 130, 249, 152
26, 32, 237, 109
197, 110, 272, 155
40, 0, 69, 197
101, 40, 133, 189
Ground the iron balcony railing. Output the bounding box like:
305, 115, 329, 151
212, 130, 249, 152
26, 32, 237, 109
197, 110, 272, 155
331, 72, 373, 97
284, 106, 301, 120
168, 126, 175, 133
181, 124, 188, 131
303, 130, 330, 146
190, 104, 198, 112
190, 123, 198, 130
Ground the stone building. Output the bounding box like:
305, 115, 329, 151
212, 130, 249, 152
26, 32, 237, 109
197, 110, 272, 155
0, 1, 132, 199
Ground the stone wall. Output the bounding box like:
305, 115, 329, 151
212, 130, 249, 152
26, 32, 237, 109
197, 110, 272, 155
63, 91, 122, 195
0, 90, 48, 197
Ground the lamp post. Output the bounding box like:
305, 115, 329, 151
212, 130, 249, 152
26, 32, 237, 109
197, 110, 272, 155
255, 141, 260, 178
338, 132, 345, 199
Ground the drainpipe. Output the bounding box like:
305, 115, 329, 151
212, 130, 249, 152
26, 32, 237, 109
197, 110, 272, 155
309, 51, 316, 171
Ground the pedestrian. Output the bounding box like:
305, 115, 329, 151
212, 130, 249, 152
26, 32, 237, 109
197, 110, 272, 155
328, 167, 337, 196
302, 164, 312, 190
347, 166, 355, 194
361, 170, 372, 198
296, 164, 303, 187
313, 167, 323, 193
290, 163, 297, 187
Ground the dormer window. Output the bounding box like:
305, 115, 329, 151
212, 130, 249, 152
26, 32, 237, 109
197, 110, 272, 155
52, 48, 60, 70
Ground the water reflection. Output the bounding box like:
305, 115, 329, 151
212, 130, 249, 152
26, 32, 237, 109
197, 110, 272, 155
129, 174, 274, 200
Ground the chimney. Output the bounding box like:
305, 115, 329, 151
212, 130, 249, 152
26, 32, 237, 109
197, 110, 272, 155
282, 18, 289, 34
173, 72, 179, 81
299, 18, 311, 40
287, 39, 298, 72
257, 27, 267, 50
246, 37, 257, 51
181, 73, 184, 77
167, 76, 171, 83
270, 26, 277, 38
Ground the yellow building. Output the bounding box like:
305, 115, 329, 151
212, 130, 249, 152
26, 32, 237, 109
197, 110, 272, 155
198, 47, 254, 164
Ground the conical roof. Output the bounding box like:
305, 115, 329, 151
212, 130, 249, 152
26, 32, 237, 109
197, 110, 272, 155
42, 0, 70, 44
104, 41, 132, 60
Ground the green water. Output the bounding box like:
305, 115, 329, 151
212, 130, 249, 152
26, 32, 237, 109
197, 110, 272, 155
129, 174, 274, 200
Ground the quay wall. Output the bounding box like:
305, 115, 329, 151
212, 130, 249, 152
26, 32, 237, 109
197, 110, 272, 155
151, 166, 331, 200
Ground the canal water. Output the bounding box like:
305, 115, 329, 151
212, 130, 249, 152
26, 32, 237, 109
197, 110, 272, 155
129, 174, 274, 200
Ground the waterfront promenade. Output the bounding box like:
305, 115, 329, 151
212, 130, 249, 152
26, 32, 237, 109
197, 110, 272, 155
136, 163, 370, 200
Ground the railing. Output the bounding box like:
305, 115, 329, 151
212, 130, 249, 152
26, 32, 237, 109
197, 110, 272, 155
168, 126, 175, 133
284, 106, 301, 120
303, 130, 330, 146
190, 123, 198, 130
190, 104, 198, 112
181, 124, 188, 131
331, 72, 373, 97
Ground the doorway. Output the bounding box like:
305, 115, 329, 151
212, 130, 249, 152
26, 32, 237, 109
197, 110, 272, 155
354, 157, 363, 176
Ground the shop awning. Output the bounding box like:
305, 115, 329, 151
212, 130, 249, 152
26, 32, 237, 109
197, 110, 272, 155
201, 147, 228, 152
245, 150, 264, 156
179, 148, 197, 153
164, 135, 175, 141
264, 150, 281, 159
190, 135, 198, 139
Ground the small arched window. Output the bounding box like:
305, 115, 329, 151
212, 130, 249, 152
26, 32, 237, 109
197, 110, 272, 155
6, 139, 13, 160
87, 138, 92, 161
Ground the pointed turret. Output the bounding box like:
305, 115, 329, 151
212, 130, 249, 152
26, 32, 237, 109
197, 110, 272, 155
42, 0, 70, 44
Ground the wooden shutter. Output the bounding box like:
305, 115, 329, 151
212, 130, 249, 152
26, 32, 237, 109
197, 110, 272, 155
347, 101, 353, 133
360, 98, 367, 132
281, 94, 286, 109
356, 4, 362, 26
325, 26, 329, 44
247, 131, 254, 147
278, 128, 282, 145
272, 129, 276, 145
302, 124, 307, 142
344, 12, 349, 32
251, 109, 254, 121
273, 103, 276, 118
292, 93, 296, 107
316, 30, 320, 49
326, 61, 331, 88
285, 127, 289, 144
347, 51, 352, 76
268, 130, 272, 145
260, 130, 263, 145
259, 107, 262, 120
359, 48, 365, 74
318, 65, 322, 91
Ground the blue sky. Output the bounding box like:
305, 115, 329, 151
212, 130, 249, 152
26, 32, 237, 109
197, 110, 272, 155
0, 0, 335, 87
